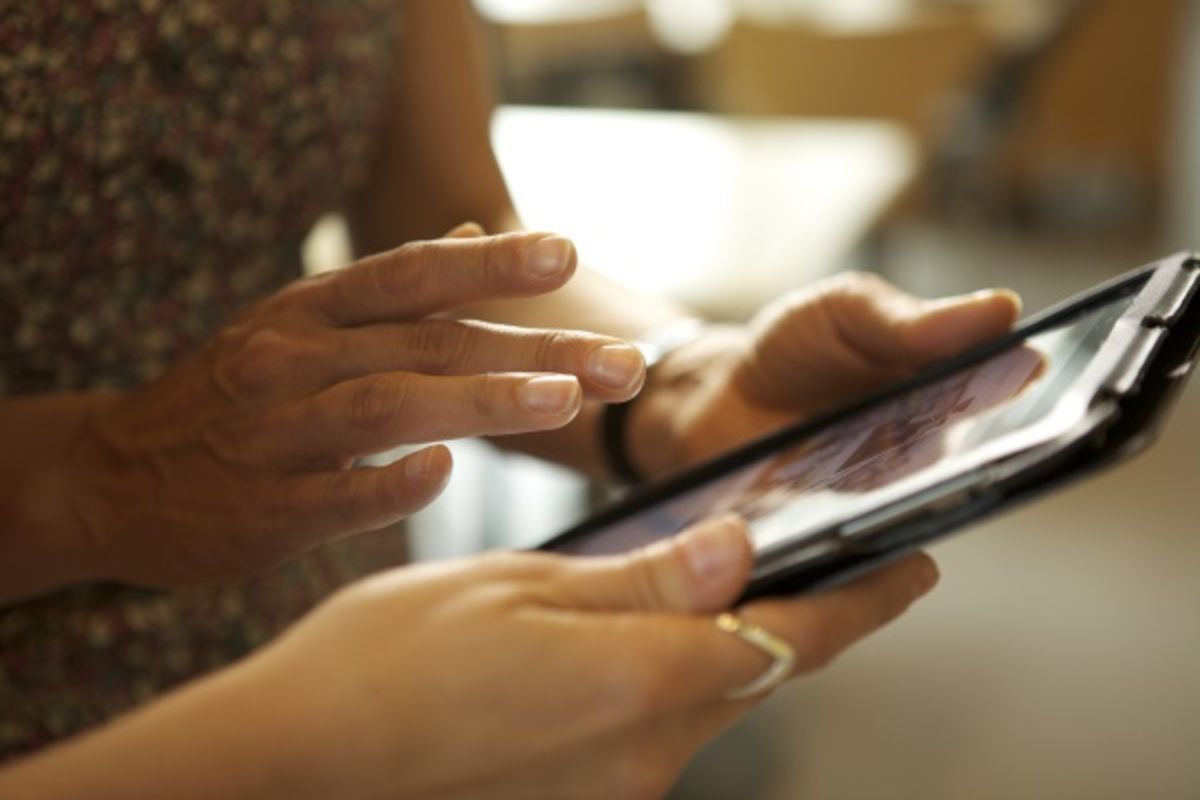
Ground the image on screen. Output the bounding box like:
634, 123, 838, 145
552, 292, 1137, 558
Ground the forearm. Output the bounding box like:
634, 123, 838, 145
0, 656, 299, 800
0, 392, 117, 603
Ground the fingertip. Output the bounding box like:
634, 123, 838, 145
526, 234, 578, 281
908, 288, 1024, 359
909, 552, 940, 599
674, 515, 755, 612
961, 287, 1023, 323
989, 288, 1024, 321
964, 288, 1023, 332
868, 552, 939, 607
584, 343, 647, 397
402, 444, 454, 488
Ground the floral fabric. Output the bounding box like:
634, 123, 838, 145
0, 0, 404, 757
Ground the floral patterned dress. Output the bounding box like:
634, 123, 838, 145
0, 0, 406, 757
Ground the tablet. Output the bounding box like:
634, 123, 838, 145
540, 253, 1200, 601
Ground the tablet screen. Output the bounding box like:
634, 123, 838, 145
552, 291, 1137, 558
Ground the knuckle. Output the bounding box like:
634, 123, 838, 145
622, 551, 674, 611
820, 272, 877, 315
409, 320, 472, 373
806, 271, 883, 319
476, 233, 525, 289
213, 327, 292, 399
346, 376, 407, 435
263, 272, 325, 318
373, 242, 429, 300
531, 329, 573, 371
830, 270, 887, 297
212, 320, 251, 354
469, 373, 507, 418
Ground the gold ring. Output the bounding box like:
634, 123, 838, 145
715, 613, 796, 700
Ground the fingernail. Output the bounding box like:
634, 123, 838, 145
527, 236, 574, 278
519, 376, 581, 415
681, 516, 748, 586
586, 345, 645, 391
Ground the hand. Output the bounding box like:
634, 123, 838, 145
0, 517, 936, 799
51, 229, 647, 588
628, 272, 1023, 477
221, 517, 937, 800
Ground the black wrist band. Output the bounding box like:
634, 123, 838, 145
602, 396, 645, 484
600, 319, 707, 485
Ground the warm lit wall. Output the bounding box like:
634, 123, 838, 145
691, 11, 997, 143
998, 0, 1185, 225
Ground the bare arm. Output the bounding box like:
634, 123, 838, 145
345, 0, 691, 478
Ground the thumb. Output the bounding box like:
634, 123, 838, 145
903, 288, 1023, 362
556, 516, 754, 614
792, 276, 1022, 369
738, 275, 1022, 410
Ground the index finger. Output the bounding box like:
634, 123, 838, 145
302, 231, 578, 326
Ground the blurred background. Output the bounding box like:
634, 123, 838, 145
313, 1, 1200, 797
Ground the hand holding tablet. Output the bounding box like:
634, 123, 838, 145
545, 253, 1200, 600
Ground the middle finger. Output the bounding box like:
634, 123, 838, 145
315, 320, 646, 402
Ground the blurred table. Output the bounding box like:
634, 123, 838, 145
493, 105, 916, 318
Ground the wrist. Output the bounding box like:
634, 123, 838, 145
0, 391, 125, 600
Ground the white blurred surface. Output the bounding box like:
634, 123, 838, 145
493, 106, 915, 317
473, 0, 639, 24
476, 0, 914, 31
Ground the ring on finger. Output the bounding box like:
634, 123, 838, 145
715, 612, 796, 700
